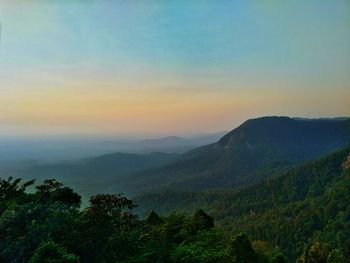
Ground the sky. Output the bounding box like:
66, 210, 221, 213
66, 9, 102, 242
0, 0, 349, 137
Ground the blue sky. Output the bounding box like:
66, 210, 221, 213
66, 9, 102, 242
0, 0, 349, 136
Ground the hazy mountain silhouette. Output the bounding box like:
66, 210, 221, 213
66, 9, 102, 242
14, 116, 350, 199
126, 116, 350, 193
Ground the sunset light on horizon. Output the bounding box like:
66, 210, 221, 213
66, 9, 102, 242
0, 0, 349, 137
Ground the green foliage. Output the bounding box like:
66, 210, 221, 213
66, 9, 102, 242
35, 179, 81, 207
327, 249, 347, 263
146, 210, 163, 225
0, 177, 34, 200
28, 240, 79, 263
303, 242, 331, 263
170, 235, 230, 263
229, 233, 260, 263
161, 212, 187, 243
136, 147, 350, 261
85, 193, 136, 231
0, 176, 34, 214
0, 175, 289, 263
191, 209, 214, 232
270, 253, 288, 263
296, 242, 348, 263
0, 196, 81, 262
1, 145, 349, 262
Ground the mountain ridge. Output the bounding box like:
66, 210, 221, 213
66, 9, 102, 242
126, 116, 350, 193
12, 116, 350, 200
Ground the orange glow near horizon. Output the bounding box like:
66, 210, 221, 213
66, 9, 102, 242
0, 0, 349, 136
1, 78, 349, 136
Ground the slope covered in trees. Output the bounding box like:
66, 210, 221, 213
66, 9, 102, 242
13, 117, 350, 200
1, 170, 348, 262
12, 117, 350, 201
126, 117, 350, 193
1, 149, 349, 262
136, 146, 350, 260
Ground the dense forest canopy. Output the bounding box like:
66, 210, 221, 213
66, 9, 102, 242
135, 146, 350, 261
0, 177, 288, 263
1, 146, 350, 262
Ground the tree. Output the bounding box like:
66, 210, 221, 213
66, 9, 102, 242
170, 230, 230, 263
251, 241, 287, 263
191, 209, 214, 232
35, 179, 81, 207
85, 194, 136, 232
161, 212, 186, 243
0, 177, 34, 200
327, 249, 347, 263
270, 253, 288, 263
0, 177, 34, 217
78, 194, 138, 263
28, 240, 79, 263
299, 242, 331, 263
229, 234, 260, 263
146, 210, 163, 226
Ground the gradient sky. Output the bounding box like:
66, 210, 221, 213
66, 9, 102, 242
0, 0, 349, 137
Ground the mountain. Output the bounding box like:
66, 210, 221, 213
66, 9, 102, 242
135, 146, 350, 260
0, 132, 225, 163
100, 136, 197, 154
17, 152, 179, 202
99, 132, 227, 154
11, 116, 350, 201
125, 116, 350, 193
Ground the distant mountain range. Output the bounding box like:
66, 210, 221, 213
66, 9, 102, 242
0, 132, 226, 163
99, 132, 227, 154
3, 116, 349, 260
11, 116, 350, 202
124, 116, 350, 193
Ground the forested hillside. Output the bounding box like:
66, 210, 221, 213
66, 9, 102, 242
2, 146, 350, 263
1, 133, 350, 262
136, 147, 350, 260
1, 173, 349, 262
2, 117, 349, 262
126, 117, 350, 193
13, 117, 350, 201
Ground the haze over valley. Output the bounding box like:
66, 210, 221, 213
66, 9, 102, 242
0, 1, 349, 262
